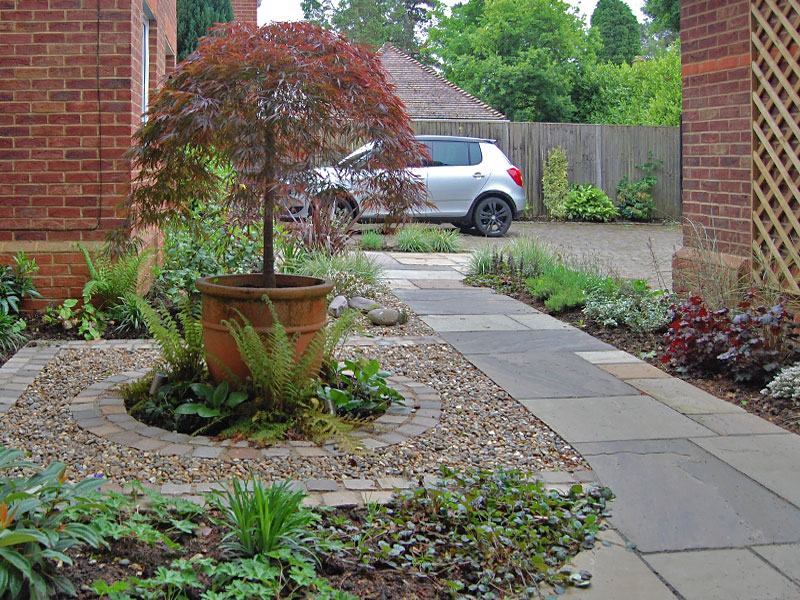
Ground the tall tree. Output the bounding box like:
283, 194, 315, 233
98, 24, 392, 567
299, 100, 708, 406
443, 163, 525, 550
643, 0, 680, 34
302, 0, 441, 55
427, 0, 596, 122
591, 0, 641, 65
177, 0, 234, 61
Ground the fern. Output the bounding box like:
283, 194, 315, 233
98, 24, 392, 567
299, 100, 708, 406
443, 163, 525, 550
78, 243, 152, 309
130, 294, 206, 382
295, 397, 364, 450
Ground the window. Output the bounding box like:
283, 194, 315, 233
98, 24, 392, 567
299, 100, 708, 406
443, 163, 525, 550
427, 141, 481, 167
141, 17, 149, 118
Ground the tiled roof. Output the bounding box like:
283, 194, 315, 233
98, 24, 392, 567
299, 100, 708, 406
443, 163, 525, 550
376, 44, 507, 121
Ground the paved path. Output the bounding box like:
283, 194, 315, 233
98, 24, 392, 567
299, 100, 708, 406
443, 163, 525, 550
379, 251, 800, 600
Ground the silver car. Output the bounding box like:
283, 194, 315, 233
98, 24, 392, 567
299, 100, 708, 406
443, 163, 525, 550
305, 135, 526, 237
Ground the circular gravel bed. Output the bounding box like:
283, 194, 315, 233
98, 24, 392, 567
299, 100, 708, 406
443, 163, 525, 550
0, 341, 584, 487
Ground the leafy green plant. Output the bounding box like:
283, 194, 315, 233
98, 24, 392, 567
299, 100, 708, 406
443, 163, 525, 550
0, 313, 27, 353
41, 298, 106, 340
359, 230, 383, 251
284, 249, 385, 299
542, 147, 569, 219
566, 184, 619, 222
327, 467, 612, 597
395, 225, 462, 253
0, 252, 40, 315
583, 279, 674, 332
131, 295, 206, 382
0, 446, 106, 600
152, 197, 263, 301
319, 357, 404, 417
176, 381, 248, 433
526, 260, 606, 312
78, 243, 151, 310
615, 152, 663, 221
207, 475, 319, 559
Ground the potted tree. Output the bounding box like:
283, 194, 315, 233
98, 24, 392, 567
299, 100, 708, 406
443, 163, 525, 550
122, 21, 426, 382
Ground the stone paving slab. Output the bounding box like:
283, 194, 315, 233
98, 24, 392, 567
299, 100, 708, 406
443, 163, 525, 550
519, 396, 715, 443
644, 549, 800, 600
560, 530, 676, 600
383, 268, 464, 280
408, 278, 471, 289
575, 350, 642, 364
752, 543, 800, 586
627, 377, 746, 415
440, 329, 613, 354
394, 288, 537, 314
468, 351, 639, 399
688, 413, 789, 436
421, 314, 531, 332
575, 438, 800, 552
506, 312, 576, 330
596, 362, 671, 380
691, 434, 800, 508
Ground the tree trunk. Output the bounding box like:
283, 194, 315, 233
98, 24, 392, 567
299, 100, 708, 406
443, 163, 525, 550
262, 189, 276, 288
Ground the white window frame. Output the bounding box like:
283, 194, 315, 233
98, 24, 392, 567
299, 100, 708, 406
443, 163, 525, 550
142, 2, 155, 119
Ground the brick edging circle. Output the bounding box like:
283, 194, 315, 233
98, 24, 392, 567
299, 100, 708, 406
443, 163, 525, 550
70, 371, 443, 461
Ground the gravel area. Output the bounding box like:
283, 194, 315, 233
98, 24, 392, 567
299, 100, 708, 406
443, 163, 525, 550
0, 341, 584, 487
353, 288, 434, 337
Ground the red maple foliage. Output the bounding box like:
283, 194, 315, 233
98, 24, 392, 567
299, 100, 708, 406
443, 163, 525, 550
122, 21, 426, 287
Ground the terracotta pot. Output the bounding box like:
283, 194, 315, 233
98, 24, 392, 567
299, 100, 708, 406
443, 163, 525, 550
195, 273, 334, 384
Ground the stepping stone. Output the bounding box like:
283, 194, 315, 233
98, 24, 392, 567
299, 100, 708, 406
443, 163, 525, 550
597, 362, 671, 380
692, 434, 800, 508
753, 543, 800, 586
627, 377, 744, 415
519, 395, 715, 443
644, 549, 800, 600
441, 329, 614, 355
688, 413, 787, 436
574, 438, 800, 552
421, 314, 529, 332
468, 351, 638, 399
560, 530, 675, 600
383, 269, 463, 280
576, 350, 642, 364
507, 313, 574, 330
394, 288, 535, 314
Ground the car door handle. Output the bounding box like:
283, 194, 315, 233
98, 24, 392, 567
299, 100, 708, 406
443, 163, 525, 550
473, 172, 484, 178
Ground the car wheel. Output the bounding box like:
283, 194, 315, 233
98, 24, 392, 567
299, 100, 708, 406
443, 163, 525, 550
473, 196, 512, 236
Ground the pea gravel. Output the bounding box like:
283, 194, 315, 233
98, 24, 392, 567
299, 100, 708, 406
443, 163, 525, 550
1, 341, 584, 487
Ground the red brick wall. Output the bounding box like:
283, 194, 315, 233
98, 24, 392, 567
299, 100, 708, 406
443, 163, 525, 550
0, 0, 175, 308
230, 0, 257, 25
679, 0, 752, 257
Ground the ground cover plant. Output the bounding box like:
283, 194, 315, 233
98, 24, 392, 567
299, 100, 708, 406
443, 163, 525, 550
0, 458, 612, 600
395, 225, 462, 253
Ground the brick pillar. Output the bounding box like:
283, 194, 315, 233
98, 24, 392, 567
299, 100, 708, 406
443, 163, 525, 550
673, 0, 753, 291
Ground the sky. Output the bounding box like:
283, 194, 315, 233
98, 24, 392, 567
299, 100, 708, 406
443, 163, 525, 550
259, 0, 647, 27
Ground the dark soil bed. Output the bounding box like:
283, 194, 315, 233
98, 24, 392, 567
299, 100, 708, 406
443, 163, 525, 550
498, 286, 799, 436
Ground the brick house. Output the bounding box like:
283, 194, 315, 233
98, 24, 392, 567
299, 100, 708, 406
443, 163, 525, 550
0, 0, 258, 308
675, 0, 799, 296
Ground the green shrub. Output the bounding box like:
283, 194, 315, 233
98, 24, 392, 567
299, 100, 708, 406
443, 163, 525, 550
152, 199, 263, 301
318, 357, 404, 418
0, 252, 40, 315
615, 152, 663, 221
207, 475, 319, 559
0, 446, 106, 600
289, 249, 384, 298
526, 261, 606, 312
566, 184, 619, 222
583, 279, 674, 332
542, 147, 569, 219
0, 313, 27, 353
395, 225, 462, 253
359, 230, 383, 250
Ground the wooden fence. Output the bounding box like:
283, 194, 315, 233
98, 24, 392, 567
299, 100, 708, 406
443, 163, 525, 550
412, 120, 682, 219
